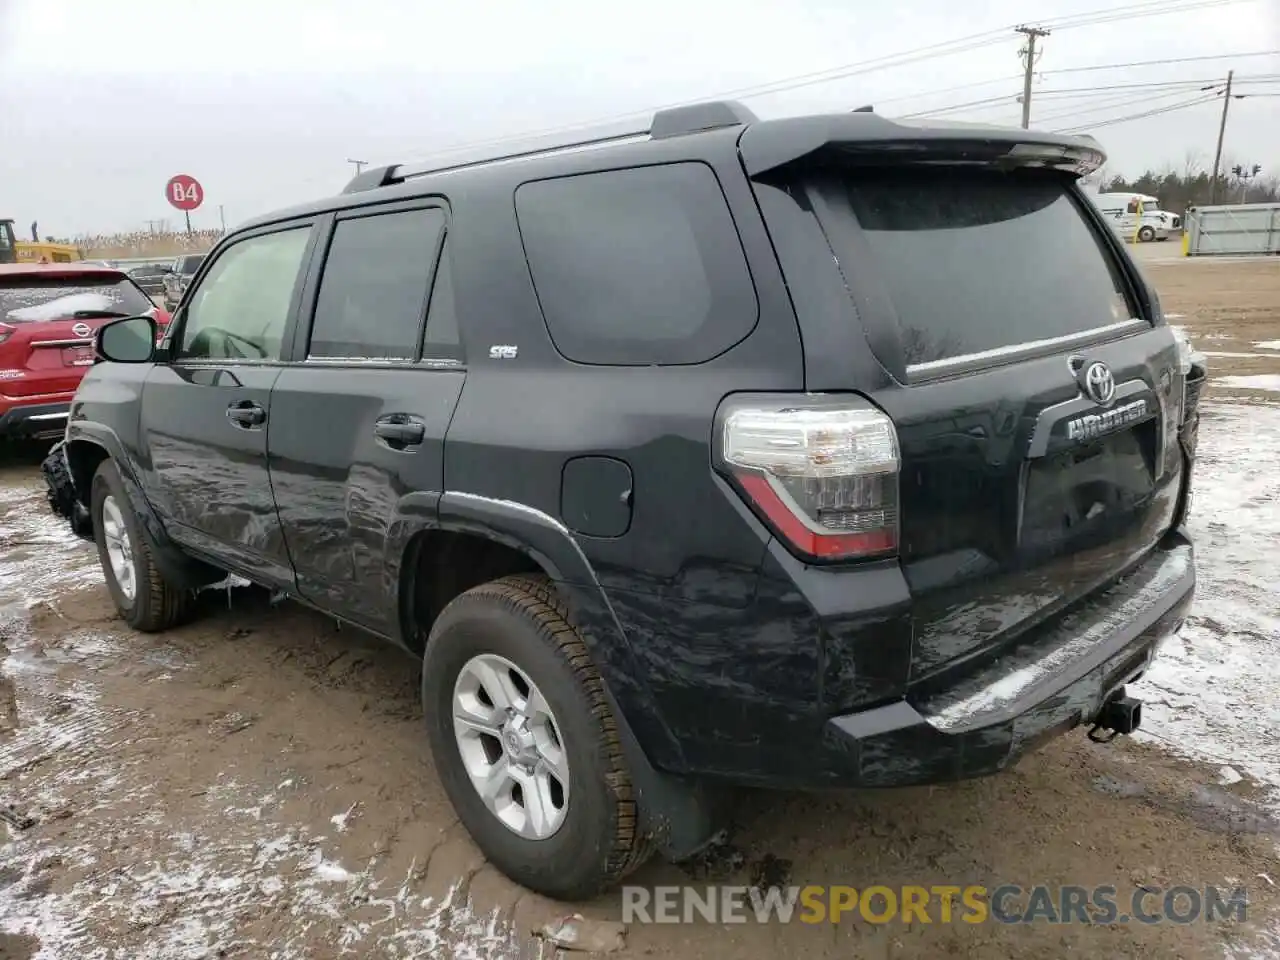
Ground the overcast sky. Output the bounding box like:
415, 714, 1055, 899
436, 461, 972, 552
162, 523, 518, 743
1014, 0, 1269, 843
2, 0, 1277, 236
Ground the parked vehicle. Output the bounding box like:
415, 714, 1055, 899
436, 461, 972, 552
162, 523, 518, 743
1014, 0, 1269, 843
161, 253, 206, 310
42, 101, 1203, 900
1090, 191, 1182, 242
126, 262, 171, 299
1, 263, 169, 439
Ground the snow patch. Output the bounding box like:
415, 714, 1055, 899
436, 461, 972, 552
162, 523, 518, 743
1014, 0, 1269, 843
1133, 403, 1280, 807
4, 292, 116, 322
1216, 375, 1280, 393
1255, 341, 1280, 351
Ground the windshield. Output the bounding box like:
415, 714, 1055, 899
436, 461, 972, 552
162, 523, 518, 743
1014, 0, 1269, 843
178, 255, 206, 274
0, 277, 153, 322
827, 169, 1139, 367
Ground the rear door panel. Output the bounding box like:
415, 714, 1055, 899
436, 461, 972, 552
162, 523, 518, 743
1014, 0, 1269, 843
269, 366, 464, 631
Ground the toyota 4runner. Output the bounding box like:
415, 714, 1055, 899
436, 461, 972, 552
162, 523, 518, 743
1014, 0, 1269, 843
43, 100, 1203, 901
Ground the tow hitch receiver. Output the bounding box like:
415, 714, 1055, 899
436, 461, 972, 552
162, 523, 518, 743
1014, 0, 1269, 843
1088, 691, 1143, 744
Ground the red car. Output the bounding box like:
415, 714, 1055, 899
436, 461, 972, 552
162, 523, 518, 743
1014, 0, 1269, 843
0, 263, 170, 440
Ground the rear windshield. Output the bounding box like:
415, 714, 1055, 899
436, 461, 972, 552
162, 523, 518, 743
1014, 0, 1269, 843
827, 170, 1138, 368
0, 277, 153, 323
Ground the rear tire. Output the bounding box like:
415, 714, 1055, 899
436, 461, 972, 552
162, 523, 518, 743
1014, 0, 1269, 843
422, 574, 650, 900
91, 460, 190, 632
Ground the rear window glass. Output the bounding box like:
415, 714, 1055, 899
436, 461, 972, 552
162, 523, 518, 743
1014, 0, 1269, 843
178, 255, 206, 274
515, 162, 758, 366
831, 170, 1137, 368
0, 277, 153, 323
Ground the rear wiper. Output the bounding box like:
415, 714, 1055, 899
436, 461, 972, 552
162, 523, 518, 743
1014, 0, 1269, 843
70, 310, 131, 320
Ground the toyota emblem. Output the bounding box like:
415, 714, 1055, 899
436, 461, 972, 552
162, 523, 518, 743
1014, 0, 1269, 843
1081, 361, 1116, 407
71, 322, 92, 339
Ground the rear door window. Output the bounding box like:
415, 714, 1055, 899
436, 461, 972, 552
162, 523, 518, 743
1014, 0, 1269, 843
308, 207, 446, 360
823, 169, 1139, 370
515, 162, 758, 366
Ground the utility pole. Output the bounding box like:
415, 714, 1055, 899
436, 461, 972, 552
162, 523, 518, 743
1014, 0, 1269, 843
1016, 25, 1050, 129
347, 158, 368, 176
218, 204, 227, 233
1209, 71, 1234, 205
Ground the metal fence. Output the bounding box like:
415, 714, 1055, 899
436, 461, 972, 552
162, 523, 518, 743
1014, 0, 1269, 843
1183, 203, 1280, 257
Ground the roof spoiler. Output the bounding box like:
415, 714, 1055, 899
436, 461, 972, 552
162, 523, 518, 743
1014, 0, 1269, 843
340, 99, 759, 195
738, 114, 1106, 178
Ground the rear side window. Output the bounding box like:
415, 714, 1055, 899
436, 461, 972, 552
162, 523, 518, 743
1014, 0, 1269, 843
515, 163, 757, 366
829, 169, 1137, 369
309, 207, 446, 360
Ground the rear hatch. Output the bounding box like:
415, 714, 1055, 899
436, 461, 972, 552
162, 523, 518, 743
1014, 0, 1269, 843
748, 134, 1186, 686
0, 272, 158, 397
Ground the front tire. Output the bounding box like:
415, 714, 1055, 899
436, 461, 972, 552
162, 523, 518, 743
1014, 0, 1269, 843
422, 575, 650, 900
91, 460, 190, 632
1138, 225, 1156, 242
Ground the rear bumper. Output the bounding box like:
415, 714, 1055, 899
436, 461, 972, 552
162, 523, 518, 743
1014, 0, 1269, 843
818, 533, 1193, 787
0, 400, 70, 439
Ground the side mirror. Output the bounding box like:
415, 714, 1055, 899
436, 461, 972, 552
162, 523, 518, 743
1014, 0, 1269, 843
97, 315, 157, 363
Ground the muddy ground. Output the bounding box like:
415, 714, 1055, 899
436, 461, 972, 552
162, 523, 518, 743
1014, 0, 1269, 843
0, 252, 1278, 960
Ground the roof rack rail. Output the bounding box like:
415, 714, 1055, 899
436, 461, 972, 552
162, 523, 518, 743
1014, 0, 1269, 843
340, 99, 758, 194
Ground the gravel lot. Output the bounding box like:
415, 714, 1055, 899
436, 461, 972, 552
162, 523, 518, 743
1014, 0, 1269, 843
0, 250, 1277, 960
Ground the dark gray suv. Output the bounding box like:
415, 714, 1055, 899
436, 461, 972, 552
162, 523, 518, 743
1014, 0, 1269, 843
44, 99, 1203, 901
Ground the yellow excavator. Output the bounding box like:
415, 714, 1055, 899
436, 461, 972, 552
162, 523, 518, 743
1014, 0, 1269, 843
0, 219, 15, 264
0, 219, 80, 264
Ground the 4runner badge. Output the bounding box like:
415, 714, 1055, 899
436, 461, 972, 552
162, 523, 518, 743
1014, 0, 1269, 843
1066, 398, 1148, 442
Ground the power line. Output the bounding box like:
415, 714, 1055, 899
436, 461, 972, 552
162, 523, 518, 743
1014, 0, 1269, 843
1035, 86, 1222, 124
401, 0, 1264, 163
1042, 0, 1258, 31
406, 31, 1014, 160
895, 73, 1276, 121
1033, 78, 1229, 96
1044, 50, 1279, 74
899, 79, 1225, 119
868, 56, 1279, 116
1054, 92, 1223, 133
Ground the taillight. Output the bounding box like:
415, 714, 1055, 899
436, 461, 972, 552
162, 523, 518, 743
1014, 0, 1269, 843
717, 395, 900, 561
0, 323, 13, 345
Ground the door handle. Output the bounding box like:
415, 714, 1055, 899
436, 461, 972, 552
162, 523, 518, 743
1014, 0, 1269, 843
374, 416, 426, 447
226, 401, 266, 428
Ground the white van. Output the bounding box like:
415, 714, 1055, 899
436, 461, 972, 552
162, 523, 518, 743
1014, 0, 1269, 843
1090, 192, 1182, 242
